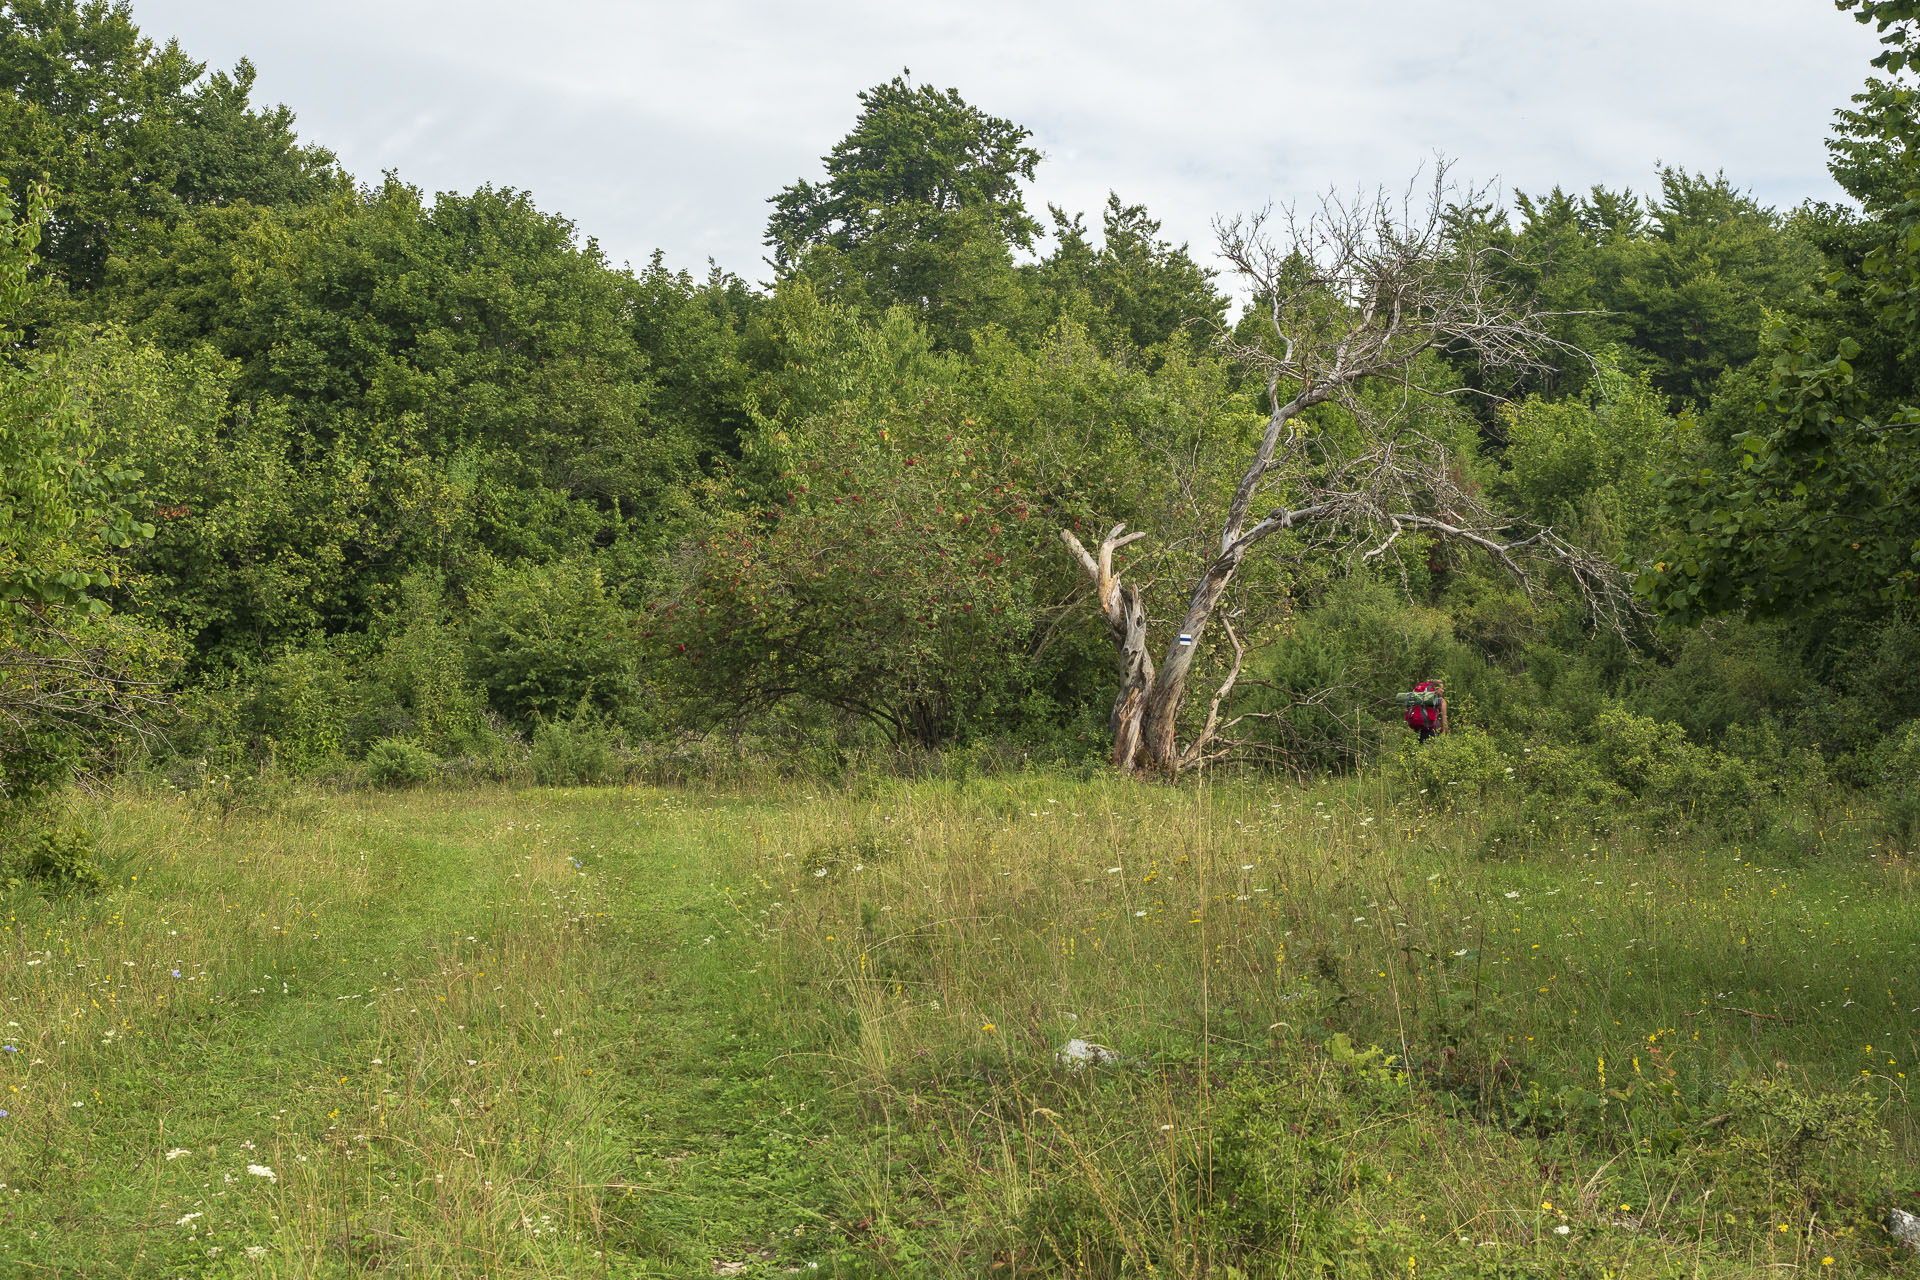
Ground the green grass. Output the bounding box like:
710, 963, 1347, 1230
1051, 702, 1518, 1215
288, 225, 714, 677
1, 773, 1916, 1276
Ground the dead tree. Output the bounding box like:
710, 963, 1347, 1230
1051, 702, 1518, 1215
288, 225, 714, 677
1062, 168, 1633, 774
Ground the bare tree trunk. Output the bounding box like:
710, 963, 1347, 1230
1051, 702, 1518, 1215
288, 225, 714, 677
1058, 167, 1636, 777
1138, 552, 1241, 768
1061, 525, 1155, 770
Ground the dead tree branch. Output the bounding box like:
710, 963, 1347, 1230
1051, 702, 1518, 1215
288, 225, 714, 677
1063, 162, 1638, 775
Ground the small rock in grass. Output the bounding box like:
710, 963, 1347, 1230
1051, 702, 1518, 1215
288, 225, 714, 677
1892, 1207, 1920, 1251
1057, 1038, 1122, 1069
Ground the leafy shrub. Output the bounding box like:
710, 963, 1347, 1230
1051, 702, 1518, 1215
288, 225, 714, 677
530, 715, 620, 786
1243, 577, 1469, 773
358, 572, 492, 757
1713, 1077, 1890, 1228
1517, 742, 1624, 806
245, 647, 350, 774
1390, 727, 1510, 803
469, 560, 642, 729
436, 720, 532, 786
1589, 707, 1767, 829
364, 737, 438, 788
1873, 722, 1920, 851
3, 825, 108, 893
1198, 1053, 1393, 1267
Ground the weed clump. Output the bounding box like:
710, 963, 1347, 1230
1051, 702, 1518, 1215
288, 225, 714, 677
364, 736, 439, 787
2, 824, 107, 892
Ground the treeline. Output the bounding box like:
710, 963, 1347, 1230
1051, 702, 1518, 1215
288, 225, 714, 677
2, 0, 1918, 872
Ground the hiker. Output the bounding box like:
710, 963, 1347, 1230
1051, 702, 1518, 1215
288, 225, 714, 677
1397, 679, 1448, 743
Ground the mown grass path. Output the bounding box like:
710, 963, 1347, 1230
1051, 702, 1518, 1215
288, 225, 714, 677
0, 786, 839, 1277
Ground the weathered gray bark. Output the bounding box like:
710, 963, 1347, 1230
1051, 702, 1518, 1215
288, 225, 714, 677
1061, 524, 1155, 769
1062, 168, 1634, 775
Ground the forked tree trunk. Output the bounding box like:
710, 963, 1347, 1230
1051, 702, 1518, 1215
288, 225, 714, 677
1061, 525, 1156, 770
1064, 527, 1252, 773
1059, 171, 1634, 776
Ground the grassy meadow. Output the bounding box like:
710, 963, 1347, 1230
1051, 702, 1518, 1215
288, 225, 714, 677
0, 774, 1916, 1277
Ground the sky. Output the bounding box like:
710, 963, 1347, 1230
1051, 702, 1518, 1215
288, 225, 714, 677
133, 0, 1887, 285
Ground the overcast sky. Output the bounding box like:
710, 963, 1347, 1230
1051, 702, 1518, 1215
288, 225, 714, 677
133, 1, 1886, 285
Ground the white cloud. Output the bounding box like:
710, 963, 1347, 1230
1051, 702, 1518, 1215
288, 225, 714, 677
134, 0, 1885, 282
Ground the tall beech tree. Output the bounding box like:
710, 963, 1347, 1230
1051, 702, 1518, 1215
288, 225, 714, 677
765, 74, 1040, 344
1067, 174, 1631, 774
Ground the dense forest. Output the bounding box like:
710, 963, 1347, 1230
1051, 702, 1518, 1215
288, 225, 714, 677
3, 0, 1920, 879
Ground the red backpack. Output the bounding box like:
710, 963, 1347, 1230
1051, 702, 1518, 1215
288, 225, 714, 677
1403, 680, 1443, 733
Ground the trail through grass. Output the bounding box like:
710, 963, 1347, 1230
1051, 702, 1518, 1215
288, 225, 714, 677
0, 776, 1916, 1276
0, 786, 835, 1276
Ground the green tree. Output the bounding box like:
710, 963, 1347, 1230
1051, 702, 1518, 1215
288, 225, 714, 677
1496, 360, 1681, 551
766, 74, 1039, 344
1498, 170, 1823, 405
469, 559, 640, 730
0, 188, 166, 835
0, 0, 336, 298
656, 291, 1122, 747
90, 178, 709, 658
1641, 1, 1920, 622
1028, 194, 1229, 354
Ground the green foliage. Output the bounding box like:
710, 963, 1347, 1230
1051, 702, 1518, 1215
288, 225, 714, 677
470, 559, 640, 731
9, 0, 1920, 850
1497, 170, 1823, 405
1391, 728, 1510, 802
363, 736, 437, 788
1197, 1060, 1392, 1267
244, 647, 348, 775
0, 0, 338, 298
357, 572, 491, 757
657, 295, 1129, 748
92, 177, 698, 656
1640, 13, 1920, 628
1871, 721, 1920, 849
767, 74, 1039, 343
1643, 330, 1920, 622
1495, 360, 1678, 549
1715, 1076, 1890, 1227
1588, 707, 1768, 822
1027, 194, 1229, 354
0, 193, 150, 619
2, 822, 106, 892
0, 186, 167, 842
529, 713, 620, 787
